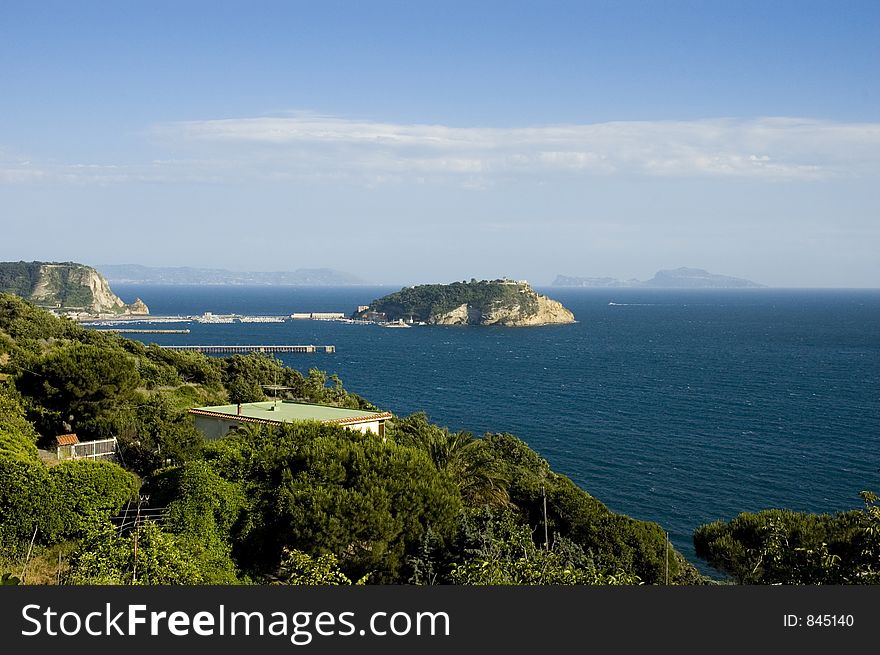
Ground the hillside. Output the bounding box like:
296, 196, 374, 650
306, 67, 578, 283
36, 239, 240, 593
553, 267, 764, 288
0, 292, 702, 586
355, 279, 575, 326
0, 261, 149, 315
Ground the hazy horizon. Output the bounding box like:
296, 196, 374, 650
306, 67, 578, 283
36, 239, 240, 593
88, 262, 877, 289
2, 2, 878, 287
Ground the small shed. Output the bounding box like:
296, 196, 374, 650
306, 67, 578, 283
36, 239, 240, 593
54, 433, 80, 460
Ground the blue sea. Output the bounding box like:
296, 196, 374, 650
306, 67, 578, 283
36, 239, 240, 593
109, 284, 880, 573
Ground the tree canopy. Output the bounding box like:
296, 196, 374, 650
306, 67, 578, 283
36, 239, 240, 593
694, 492, 880, 584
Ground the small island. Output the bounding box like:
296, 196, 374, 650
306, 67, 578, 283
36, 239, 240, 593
354, 278, 575, 326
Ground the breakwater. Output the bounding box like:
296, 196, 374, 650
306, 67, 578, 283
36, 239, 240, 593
95, 328, 191, 334
160, 344, 336, 354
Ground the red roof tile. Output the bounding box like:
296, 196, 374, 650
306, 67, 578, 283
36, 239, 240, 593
55, 434, 79, 446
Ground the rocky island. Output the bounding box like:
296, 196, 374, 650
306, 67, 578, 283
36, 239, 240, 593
0, 261, 149, 317
354, 279, 575, 326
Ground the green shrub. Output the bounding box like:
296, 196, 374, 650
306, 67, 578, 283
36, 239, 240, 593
0, 455, 62, 554
50, 459, 140, 537
0, 380, 40, 463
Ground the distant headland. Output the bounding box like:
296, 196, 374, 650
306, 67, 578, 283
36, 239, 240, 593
96, 264, 367, 286
553, 267, 765, 289
0, 261, 149, 317
354, 279, 575, 326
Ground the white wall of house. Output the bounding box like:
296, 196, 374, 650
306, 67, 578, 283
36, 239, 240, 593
193, 415, 241, 440
193, 415, 384, 440
346, 420, 381, 435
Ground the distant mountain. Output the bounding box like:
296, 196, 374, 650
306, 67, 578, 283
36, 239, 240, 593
0, 261, 149, 315
553, 268, 764, 289
552, 275, 641, 288
96, 264, 367, 286
640, 268, 764, 288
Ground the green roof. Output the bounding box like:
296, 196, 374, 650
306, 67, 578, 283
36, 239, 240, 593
189, 401, 391, 425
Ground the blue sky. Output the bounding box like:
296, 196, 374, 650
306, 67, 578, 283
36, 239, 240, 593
1, 0, 878, 286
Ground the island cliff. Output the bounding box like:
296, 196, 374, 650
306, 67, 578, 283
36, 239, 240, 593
0, 261, 149, 315
355, 279, 575, 326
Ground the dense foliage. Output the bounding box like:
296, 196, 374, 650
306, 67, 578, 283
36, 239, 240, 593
0, 455, 139, 557
0, 455, 61, 555
0, 379, 40, 463
50, 459, 140, 538
0, 261, 44, 299
359, 279, 540, 323
17, 342, 141, 437
272, 548, 364, 585
198, 422, 463, 582
67, 519, 206, 585
477, 432, 699, 584
446, 510, 640, 585
693, 493, 880, 584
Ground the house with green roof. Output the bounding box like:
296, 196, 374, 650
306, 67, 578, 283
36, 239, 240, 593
189, 400, 392, 440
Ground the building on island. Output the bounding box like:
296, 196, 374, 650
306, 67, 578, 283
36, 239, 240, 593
189, 401, 393, 440
289, 312, 346, 320
360, 310, 387, 322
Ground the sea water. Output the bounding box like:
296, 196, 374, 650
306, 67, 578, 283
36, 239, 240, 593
109, 284, 880, 571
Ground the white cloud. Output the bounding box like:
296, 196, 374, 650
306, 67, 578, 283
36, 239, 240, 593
3, 115, 879, 186
153, 114, 880, 183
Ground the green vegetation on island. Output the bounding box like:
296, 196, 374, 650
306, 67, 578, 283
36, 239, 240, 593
355, 279, 575, 326
0, 260, 149, 316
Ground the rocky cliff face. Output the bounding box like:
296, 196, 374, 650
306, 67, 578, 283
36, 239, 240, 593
431, 303, 484, 325
0, 261, 149, 315
485, 293, 574, 326
127, 298, 150, 314
431, 291, 574, 326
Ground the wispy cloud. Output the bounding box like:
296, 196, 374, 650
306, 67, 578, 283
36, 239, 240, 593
154, 114, 880, 183
0, 151, 172, 186
3, 115, 879, 186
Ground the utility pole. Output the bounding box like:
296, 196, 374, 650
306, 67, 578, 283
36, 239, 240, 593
541, 484, 549, 551
20, 526, 38, 584
119, 500, 131, 535
132, 495, 145, 584
665, 531, 670, 585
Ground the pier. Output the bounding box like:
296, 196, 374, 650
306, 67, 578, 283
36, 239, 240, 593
95, 328, 191, 334
160, 344, 336, 354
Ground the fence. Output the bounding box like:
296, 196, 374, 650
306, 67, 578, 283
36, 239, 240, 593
66, 437, 118, 461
